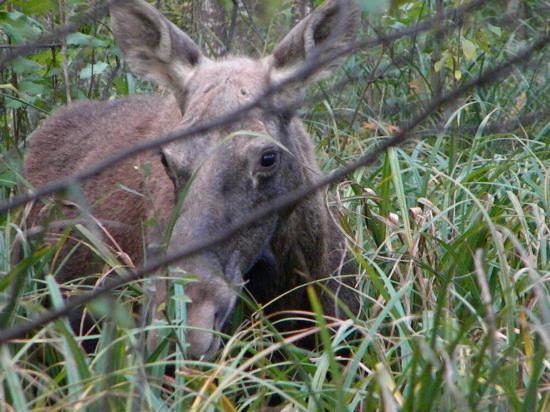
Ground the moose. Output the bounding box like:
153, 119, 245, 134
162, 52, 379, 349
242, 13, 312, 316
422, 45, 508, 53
23, 0, 361, 359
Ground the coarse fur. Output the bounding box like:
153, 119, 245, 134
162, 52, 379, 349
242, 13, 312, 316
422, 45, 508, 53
23, 0, 361, 359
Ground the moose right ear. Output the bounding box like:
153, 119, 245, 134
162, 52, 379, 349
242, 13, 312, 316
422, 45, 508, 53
110, 0, 207, 89
266, 0, 360, 85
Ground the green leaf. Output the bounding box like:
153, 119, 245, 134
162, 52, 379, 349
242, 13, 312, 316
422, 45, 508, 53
434, 51, 450, 72
113, 77, 128, 95
79, 62, 109, 79
19, 80, 47, 96
88, 297, 134, 329
66, 32, 108, 48
10, 57, 43, 74
112, 302, 134, 329
0, 10, 42, 41
45, 275, 91, 397
476, 30, 490, 53
10, 0, 52, 15
487, 23, 502, 37
5, 98, 26, 109
0, 347, 28, 412
88, 296, 113, 318
357, 0, 389, 13
462, 37, 477, 61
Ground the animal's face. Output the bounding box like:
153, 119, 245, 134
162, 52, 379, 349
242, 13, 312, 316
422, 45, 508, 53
161, 60, 302, 358
110, 0, 360, 359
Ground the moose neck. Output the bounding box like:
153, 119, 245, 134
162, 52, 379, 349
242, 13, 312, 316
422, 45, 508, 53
243, 192, 331, 312
275, 191, 331, 280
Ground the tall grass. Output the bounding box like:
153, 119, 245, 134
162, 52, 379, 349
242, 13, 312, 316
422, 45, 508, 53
1, 0, 549, 410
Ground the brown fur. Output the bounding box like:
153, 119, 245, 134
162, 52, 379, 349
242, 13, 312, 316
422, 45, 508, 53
23, 0, 361, 359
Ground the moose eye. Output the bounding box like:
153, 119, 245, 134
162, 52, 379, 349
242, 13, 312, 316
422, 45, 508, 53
260, 151, 278, 168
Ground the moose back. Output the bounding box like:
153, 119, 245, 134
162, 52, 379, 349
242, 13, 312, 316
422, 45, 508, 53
23, 0, 361, 359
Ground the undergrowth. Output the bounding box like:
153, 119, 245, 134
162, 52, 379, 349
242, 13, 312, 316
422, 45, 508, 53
1, 0, 549, 410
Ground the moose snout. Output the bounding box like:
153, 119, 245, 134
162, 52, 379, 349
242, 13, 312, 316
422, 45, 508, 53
173, 254, 241, 359
185, 286, 238, 359
185, 299, 222, 359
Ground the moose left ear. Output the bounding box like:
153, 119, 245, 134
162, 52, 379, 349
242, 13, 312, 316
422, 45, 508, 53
110, 0, 207, 91
266, 0, 361, 85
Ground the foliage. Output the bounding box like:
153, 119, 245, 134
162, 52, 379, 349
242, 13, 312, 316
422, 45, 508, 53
1, 0, 549, 410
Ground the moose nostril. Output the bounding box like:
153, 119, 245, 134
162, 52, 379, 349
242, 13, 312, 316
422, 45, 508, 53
160, 151, 168, 168
214, 308, 229, 327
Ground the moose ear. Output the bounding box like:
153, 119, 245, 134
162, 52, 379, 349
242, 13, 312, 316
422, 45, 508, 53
110, 0, 207, 89
267, 0, 360, 85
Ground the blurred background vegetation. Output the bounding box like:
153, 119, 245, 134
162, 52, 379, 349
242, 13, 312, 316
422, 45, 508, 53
1, 0, 549, 410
